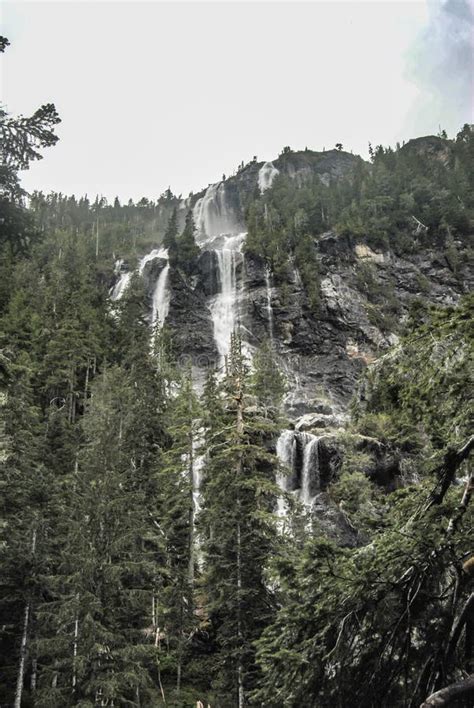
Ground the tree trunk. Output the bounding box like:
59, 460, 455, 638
177, 659, 182, 695
188, 399, 195, 587
420, 675, 474, 706
235, 356, 245, 708
237, 519, 244, 708
425, 436, 474, 511
72, 610, 79, 688
14, 603, 30, 708
445, 593, 474, 668
84, 360, 90, 404
30, 657, 37, 693
15, 528, 36, 708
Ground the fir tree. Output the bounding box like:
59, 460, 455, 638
0, 353, 57, 707
250, 339, 286, 411
35, 366, 168, 707
176, 210, 200, 275
158, 369, 202, 696
163, 207, 178, 262
199, 334, 279, 706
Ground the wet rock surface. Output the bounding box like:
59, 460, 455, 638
111, 158, 472, 544
166, 269, 217, 367
310, 493, 359, 547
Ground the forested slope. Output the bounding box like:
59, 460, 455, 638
1, 35, 473, 708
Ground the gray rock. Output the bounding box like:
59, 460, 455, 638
166, 268, 217, 368
310, 492, 359, 547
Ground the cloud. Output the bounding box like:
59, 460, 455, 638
406, 0, 474, 135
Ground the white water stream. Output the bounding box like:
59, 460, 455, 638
264, 265, 274, 342
209, 233, 246, 362
110, 248, 171, 330
275, 429, 320, 508
276, 430, 296, 515
151, 263, 170, 329
193, 182, 247, 363
300, 433, 320, 505
258, 161, 279, 193
110, 271, 132, 301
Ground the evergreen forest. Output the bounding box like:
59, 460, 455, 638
1, 34, 473, 708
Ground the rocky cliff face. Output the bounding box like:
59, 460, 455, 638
190, 148, 364, 225
111, 145, 472, 532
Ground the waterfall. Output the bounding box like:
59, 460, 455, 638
193, 182, 247, 361
110, 248, 170, 332
276, 430, 297, 515
210, 232, 246, 362
138, 247, 168, 274
193, 181, 242, 242
258, 161, 279, 193
275, 429, 320, 509
193, 443, 205, 515
264, 265, 274, 341
151, 263, 170, 329
301, 433, 320, 505
110, 272, 131, 301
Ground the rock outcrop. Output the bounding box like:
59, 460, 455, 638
109, 144, 472, 533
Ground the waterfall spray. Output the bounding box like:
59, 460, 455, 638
151, 263, 170, 329
276, 430, 297, 515
264, 265, 275, 342
258, 161, 279, 193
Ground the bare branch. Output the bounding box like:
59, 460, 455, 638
420, 674, 474, 706
424, 436, 474, 513
444, 593, 474, 668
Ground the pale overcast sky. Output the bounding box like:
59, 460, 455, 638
1, 1, 473, 201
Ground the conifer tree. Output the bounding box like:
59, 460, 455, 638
0, 353, 57, 707
157, 369, 202, 695
176, 210, 200, 275
199, 334, 279, 706
163, 207, 178, 262
250, 339, 286, 411
35, 365, 168, 707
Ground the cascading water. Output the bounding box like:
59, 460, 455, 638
258, 161, 279, 193
110, 271, 132, 301
209, 232, 246, 362
193, 181, 241, 242
264, 265, 274, 342
275, 430, 320, 508
300, 433, 320, 505
151, 263, 170, 329
110, 248, 170, 330
276, 430, 297, 515
138, 247, 168, 275
193, 181, 247, 363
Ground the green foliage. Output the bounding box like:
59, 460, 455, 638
163, 207, 178, 256
253, 294, 474, 707
174, 210, 200, 275
28, 187, 183, 268
245, 129, 474, 298
354, 411, 400, 445
157, 370, 201, 692
254, 478, 473, 707
250, 339, 286, 410
0, 38, 60, 257
355, 294, 474, 452
198, 334, 279, 704
329, 470, 382, 532
34, 366, 168, 706
1, 41, 473, 705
